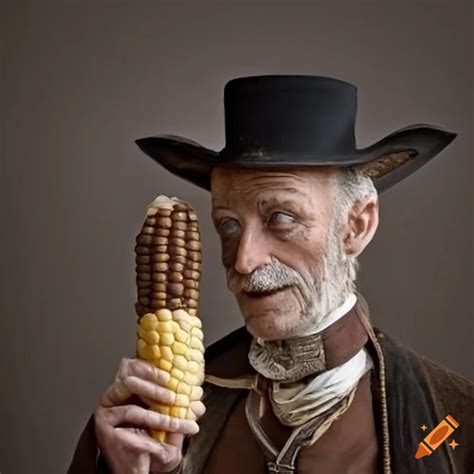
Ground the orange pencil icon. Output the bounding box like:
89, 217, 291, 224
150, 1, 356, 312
415, 414, 459, 459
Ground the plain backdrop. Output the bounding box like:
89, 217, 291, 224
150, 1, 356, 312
1, 1, 472, 473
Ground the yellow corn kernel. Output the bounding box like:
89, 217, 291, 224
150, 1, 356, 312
170, 407, 187, 418
191, 326, 204, 340
172, 309, 190, 322
186, 349, 204, 363
175, 394, 189, 407
172, 341, 188, 355
138, 342, 160, 362
158, 321, 175, 334
176, 382, 192, 395
171, 367, 185, 380
173, 354, 188, 371
172, 320, 181, 332
156, 309, 172, 321
141, 313, 159, 331
148, 344, 161, 361
155, 405, 170, 416
189, 316, 202, 329
137, 338, 148, 360
138, 326, 160, 345
180, 321, 193, 332
160, 332, 175, 346
190, 337, 205, 352
167, 377, 179, 391
187, 360, 200, 374
183, 372, 200, 386
175, 329, 190, 344
160, 345, 174, 362
159, 359, 173, 372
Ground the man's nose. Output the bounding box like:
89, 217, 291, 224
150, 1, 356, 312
233, 229, 272, 274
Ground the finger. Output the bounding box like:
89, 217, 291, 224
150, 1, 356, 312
114, 428, 171, 465
100, 381, 133, 408
161, 432, 185, 448
190, 386, 204, 401
106, 405, 200, 435
117, 358, 171, 387
96, 423, 153, 473
189, 400, 206, 419
101, 359, 174, 408
122, 376, 176, 405
150, 432, 184, 472
150, 435, 183, 471
140, 395, 157, 408
137, 398, 205, 423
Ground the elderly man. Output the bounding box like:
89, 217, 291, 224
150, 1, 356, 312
69, 76, 473, 473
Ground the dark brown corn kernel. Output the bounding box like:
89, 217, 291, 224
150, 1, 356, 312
170, 262, 185, 272
169, 246, 186, 257
167, 283, 184, 296
183, 269, 200, 280
169, 272, 184, 283
151, 273, 167, 283
185, 241, 201, 251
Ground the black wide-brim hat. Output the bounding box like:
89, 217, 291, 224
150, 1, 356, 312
136, 75, 456, 193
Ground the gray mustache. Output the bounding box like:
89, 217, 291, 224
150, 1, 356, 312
227, 259, 302, 294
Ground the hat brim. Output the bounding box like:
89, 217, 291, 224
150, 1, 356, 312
135, 125, 456, 193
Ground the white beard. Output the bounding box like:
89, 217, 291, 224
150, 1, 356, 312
280, 216, 359, 337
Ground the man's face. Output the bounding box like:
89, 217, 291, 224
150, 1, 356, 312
211, 166, 350, 341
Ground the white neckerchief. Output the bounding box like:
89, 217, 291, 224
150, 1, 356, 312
299, 292, 357, 337
270, 347, 373, 426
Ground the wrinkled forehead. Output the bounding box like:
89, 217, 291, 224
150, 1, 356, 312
210, 165, 338, 206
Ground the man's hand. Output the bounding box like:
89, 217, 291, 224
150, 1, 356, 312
94, 358, 206, 474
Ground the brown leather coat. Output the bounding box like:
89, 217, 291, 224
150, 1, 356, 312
68, 298, 473, 473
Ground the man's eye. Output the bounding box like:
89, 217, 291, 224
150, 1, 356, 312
219, 218, 241, 236
268, 212, 296, 226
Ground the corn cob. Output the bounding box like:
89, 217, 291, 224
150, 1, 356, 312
134, 195, 205, 443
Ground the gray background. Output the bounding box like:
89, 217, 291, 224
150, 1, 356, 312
1, 1, 472, 473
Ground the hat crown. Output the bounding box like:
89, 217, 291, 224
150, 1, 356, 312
223, 75, 358, 158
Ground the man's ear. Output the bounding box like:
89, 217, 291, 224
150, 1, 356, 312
343, 195, 379, 257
